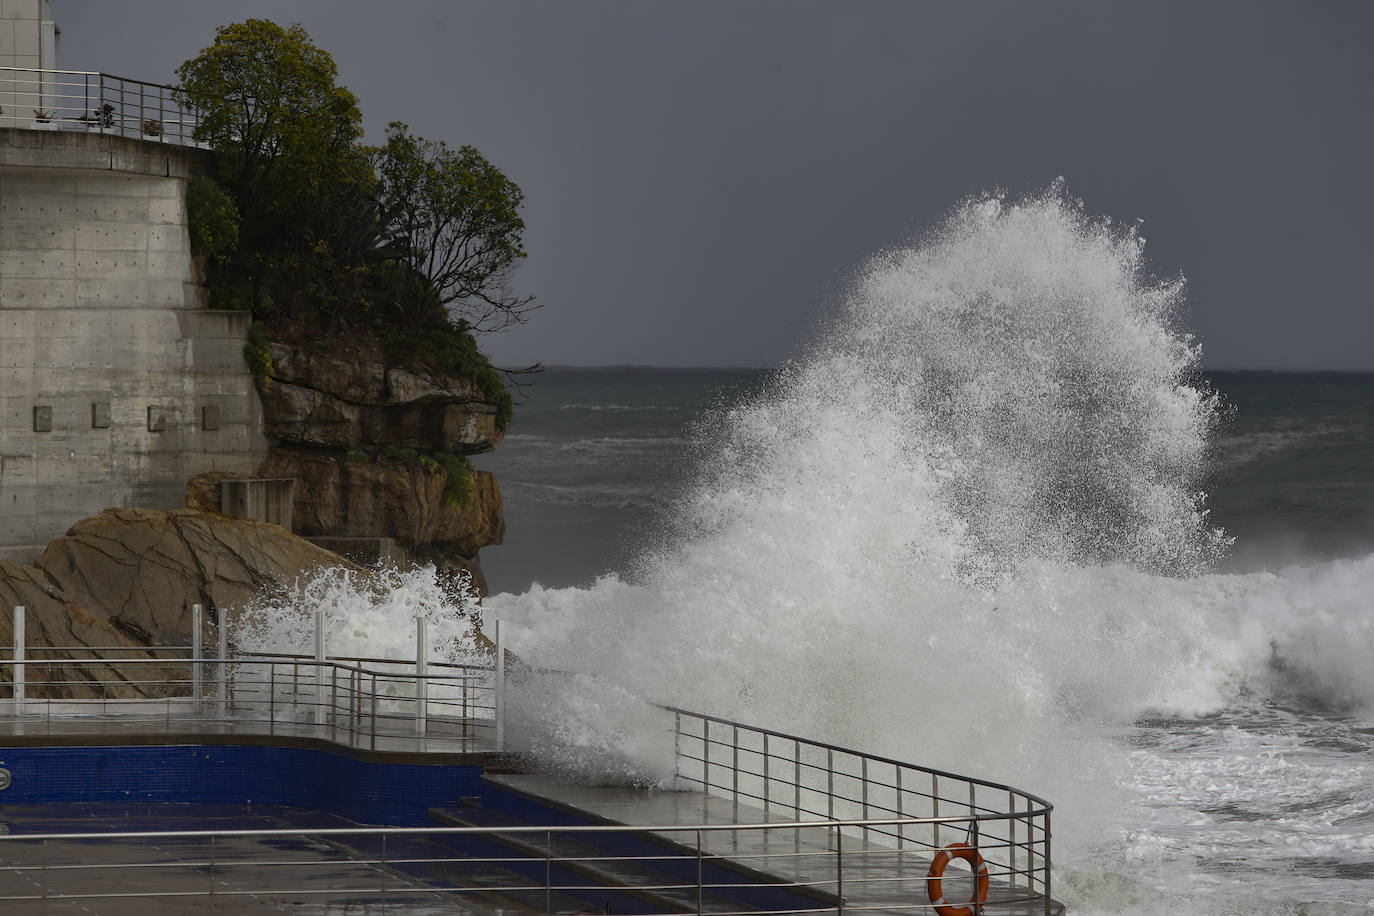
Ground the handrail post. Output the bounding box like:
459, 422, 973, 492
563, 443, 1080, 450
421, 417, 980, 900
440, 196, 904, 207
731, 724, 739, 818
1043, 811, 1052, 915
932, 773, 940, 850
674, 710, 682, 784
861, 756, 869, 850
216, 605, 228, 718
330, 667, 338, 741
414, 616, 427, 738
370, 672, 378, 751
191, 603, 202, 713
1009, 789, 1017, 890
827, 748, 835, 850
763, 732, 770, 818
793, 739, 801, 850
13, 606, 24, 715
313, 607, 326, 725
702, 718, 710, 794
494, 619, 505, 751
835, 829, 844, 916
696, 828, 704, 916
896, 765, 904, 850
972, 819, 983, 916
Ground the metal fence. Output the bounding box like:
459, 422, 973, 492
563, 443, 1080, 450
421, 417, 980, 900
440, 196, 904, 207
0, 604, 504, 753
0, 605, 1057, 914
0, 67, 200, 146
671, 707, 1054, 914
0, 812, 1056, 915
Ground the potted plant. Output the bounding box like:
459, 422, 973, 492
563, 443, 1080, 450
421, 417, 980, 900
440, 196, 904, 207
32, 108, 56, 129
142, 118, 162, 138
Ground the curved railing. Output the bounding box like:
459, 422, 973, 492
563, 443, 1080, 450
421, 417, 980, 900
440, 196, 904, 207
0, 67, 200, 146
0, 607, 1058, 913
670, 707, 1054, 914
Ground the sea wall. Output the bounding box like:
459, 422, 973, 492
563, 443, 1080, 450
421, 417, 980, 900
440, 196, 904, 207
0, 128, 268, 561
0, 128, 505, 590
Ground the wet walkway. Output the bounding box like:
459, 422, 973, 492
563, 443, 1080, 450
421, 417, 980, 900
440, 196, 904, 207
0, 803, 500, 914
487, 774, 1064, 916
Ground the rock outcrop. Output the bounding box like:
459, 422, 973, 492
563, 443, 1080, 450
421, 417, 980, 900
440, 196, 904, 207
0, 507, 359, 698
259, 341, 504, 454
190, 339, 506, 593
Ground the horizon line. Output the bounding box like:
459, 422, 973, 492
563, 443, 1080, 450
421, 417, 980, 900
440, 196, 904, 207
523, 362, 1374, 373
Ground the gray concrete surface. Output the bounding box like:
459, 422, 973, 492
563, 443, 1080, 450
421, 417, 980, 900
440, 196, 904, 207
0, 128, 269, 561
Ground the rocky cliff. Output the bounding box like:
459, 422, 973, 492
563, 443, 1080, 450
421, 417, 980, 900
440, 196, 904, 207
189, 339, 507, 593
0, 508, 360, 698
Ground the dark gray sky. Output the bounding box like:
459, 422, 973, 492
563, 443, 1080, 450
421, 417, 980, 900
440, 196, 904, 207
57, 1, 1374, 369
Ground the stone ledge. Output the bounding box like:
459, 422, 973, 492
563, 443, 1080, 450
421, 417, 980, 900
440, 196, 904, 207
0, 126, 212, 178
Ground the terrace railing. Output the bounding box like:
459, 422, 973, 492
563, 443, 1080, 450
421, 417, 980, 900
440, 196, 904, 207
0, 604, 504, 753
0, 604, 1057, 913
671, 707, 1054, 914
0, 813, 1059, 915
0, 67, 201, 146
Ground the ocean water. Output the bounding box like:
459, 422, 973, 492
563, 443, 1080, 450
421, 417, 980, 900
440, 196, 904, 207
271, 187, 1373, 915
468, 189, 1374, 915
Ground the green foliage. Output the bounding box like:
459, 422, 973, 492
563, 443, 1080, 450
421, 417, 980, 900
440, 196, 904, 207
344, 449, 371, 464
384, 324, 513, 431
374, 122, 535, 333
186, 175, 239, 260
377, 446, 418, 462
182, 19, 526, 429
369, 447, 472, 506
243, 321, 273, 389
178, 19, 368, 319
178, 20, 362, 211
431, 452, 476, 508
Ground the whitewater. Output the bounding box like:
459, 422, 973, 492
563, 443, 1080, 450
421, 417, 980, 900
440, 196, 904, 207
251, 186, 1374, 914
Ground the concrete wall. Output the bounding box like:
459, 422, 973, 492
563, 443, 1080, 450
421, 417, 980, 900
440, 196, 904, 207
0, 0, 54, 71
0, 128, 269, 560
0, 0, 58, 121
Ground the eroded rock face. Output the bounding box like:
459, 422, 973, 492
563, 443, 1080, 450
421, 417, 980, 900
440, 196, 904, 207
0, 508, 359, 698
263, 342, 504, 454
215, 339, 507, 594
256, 449, 503, 553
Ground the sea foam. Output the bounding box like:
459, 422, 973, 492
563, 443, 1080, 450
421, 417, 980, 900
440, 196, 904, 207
240, 184, 1374, 911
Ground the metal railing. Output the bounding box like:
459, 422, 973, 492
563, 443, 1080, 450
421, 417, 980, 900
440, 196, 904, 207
671, 708, 1054, 914
0, 606, 1057, 913
1, 605, 504, 753
0, 67, 200, 146
0, 811, 1053, 915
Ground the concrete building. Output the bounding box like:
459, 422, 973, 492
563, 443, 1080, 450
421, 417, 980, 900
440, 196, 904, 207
0, 125, 267, 561
0, 0, 59, 123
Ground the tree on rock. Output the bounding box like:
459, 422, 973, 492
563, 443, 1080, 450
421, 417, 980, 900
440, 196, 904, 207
178, 19, 371, 316
375, 122, 536, 334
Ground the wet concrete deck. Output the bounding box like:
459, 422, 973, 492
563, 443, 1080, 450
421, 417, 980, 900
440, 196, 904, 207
0, 718, 1062, 915
0, 711, 504, 759
488, 774, 1064, 916
0, 803, 523, 915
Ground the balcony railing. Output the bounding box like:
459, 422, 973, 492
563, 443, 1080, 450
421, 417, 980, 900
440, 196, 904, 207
0, 67, 201, 146
0, 604, 504, 754
0, 603, 1058, 913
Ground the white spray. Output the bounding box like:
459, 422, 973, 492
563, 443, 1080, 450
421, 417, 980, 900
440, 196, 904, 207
246, 184, 1374, 912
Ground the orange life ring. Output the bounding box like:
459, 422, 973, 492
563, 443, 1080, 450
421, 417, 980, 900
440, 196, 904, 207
926, 842, 990, 916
